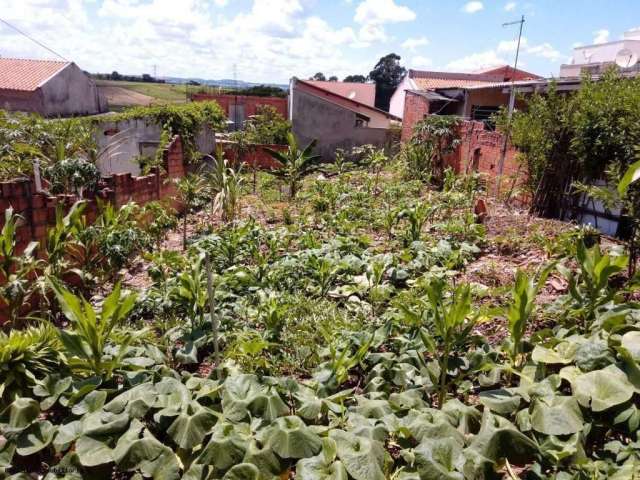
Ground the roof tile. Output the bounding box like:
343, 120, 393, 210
0, 58, 70, 92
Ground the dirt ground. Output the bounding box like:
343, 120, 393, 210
98, 85, 155, 109
122, 195, 624, 346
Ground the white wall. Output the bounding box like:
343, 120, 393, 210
570, 39, 640, 65
94, 118, 215, 176
389, 75, 415, 119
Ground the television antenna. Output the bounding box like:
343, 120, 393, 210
496, 14, 525, 196
615, 48, 638, 69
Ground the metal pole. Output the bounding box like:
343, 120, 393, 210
205, 253, 220, 374
495, 15, 525, 197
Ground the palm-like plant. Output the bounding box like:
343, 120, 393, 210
265, 132, 321, 198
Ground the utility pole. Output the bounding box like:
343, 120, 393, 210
495, 15, 525, 197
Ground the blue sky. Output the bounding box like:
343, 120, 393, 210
0, 0, 638, 83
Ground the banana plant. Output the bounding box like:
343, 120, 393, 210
49, 279, 139, 379
420, 279, 478, 408
265, 132, 321, 198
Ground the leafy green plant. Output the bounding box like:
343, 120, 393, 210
0, 208, 40, 326
44, 158, 101, 197
410, 115, 461, 185
396, 202, 435, 243
0, 323, 61, 407
50, 279, 139, 378
420, 279, 478, 407
175, 173, 206, 250
558, 241, 628, 328
265, 132, 321, 198
505, 265, 554, 369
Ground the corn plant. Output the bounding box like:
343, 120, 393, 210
175, 173, 206, 250
205, 147, 244, 223
396, 202, 435, 243
0, 208, 40, 326
265, 132, 321, 198
50, 279, 138, 378
45, 201, 86, 278
558, 240, 628, 329
505, 265, 554, 369
0, 323, 61, 406
420, 279, 478, 408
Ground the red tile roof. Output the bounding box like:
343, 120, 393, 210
409, 70, 503, 90
476, 65, 541, 81
306, 80, 376, 107
408, 65, 541, 90
295, 79, 400, 120
0, 58, 70, 92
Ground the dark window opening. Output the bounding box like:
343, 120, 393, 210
471, 105, 500, 130
355, 113, 370, 128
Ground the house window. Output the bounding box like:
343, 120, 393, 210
355, 113, 370, 128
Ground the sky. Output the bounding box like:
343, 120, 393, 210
0, 0, 639, 84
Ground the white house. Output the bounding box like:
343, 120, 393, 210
560, 28, 640, 77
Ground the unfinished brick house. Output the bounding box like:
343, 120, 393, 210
390, 65, 540, 137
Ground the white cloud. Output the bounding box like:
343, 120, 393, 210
593, 29, 610, 44
411, 55, 433, 69
446, 50, 506, 71
352, 0, 415, 47
213, 0, 228, 6
462, 1, 484, 14
497, 37, 528, 53
526, 43, 561, 61
402, 36, 429, 51
354, 0, 416, 25
0, 0, 377, 83
504, 2, 516, 11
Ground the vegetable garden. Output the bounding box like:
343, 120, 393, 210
2, 75, 640, 479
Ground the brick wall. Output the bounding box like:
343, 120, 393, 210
445, 120, 526, 198
218, 141, 286, 170
0, 135, 186, 254
401, 91, 429, 142
191, 93, 288, 119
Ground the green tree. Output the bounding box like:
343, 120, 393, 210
343, 75, 366, 83
310, 72, 326, 81
368, 53, 406, 111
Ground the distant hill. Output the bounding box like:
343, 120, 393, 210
162, 76, 288, 91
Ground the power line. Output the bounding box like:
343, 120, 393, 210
0, 17, 68, 61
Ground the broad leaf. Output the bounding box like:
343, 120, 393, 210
572, 365, 635, 412
530, 396, 583, 435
